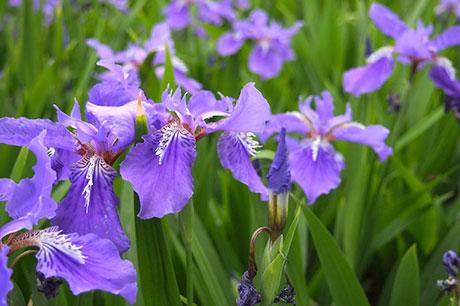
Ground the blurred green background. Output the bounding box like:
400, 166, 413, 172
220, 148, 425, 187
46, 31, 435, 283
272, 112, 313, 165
1, 0, 460, 305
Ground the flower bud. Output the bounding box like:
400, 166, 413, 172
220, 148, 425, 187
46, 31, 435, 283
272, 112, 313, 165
266, 128, 290, 241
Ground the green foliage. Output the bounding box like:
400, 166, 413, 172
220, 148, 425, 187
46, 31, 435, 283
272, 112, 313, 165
1, 0, 460, 305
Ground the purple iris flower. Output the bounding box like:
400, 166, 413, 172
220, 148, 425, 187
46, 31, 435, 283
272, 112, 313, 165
163, 0, 235, 30
86, 22, 202, 95
0, 217, 137, 304
430, 65, 460, 118
436, 0, 460, 19
217, 9, 302, 79
343, 3, 460, 96
120, 83, 271, 218
261, 91, 392, 203
0, 98, 146, 253
443, 250, 460, 277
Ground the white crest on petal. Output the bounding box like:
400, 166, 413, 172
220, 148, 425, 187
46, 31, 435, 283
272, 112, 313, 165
436, 56, 456, 79
82, 156, 98, 214
236, 132, 261, 156
366, 46, 394, 64
155, 121, 193, 165
311, 136, 322, 162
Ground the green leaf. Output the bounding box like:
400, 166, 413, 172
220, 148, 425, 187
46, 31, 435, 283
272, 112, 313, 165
10, 147, 30, 182
302, 205, 370, 306
134, 197, 182, 306
389, 245, 420, 306
161, 45, 176, 93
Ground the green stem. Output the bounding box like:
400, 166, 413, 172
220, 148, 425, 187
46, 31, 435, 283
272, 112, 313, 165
179, 199, 194, 305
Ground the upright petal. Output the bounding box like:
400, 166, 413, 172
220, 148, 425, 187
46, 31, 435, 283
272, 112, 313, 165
7, 131, 57, 221
120, 122, 196, 218
52, 155, 130, 254
332, 123, 393, 161
210, 83, 270, 133
368, 3, 408, 39
86, 101, 138, 152
0, 117, 76, 151
267, 129, 290, 194
0, 246, 12, 306
290, 142, 345, 204
431, 26, 460, 51
86, 39, 114, 59
314, 91, 335, 122
260, 112, 310, 143
343, 56, 395, 96
248, 45, 283, 79
0, 179, 16, 202
218, 132, 268, 200
163, 1, 191, 30
35, 228, 137, 304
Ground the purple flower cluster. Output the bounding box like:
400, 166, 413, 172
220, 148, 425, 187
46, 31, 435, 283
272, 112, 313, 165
343, 3, 460, 96
8, 0, 128, 24
87, 22, 202, 95
217, 9, 302, 79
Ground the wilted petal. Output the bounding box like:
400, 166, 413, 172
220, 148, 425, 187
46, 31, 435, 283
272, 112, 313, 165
248, 45, 283, 79
217, 33, 245, 56
52, 156, 130, 254
431, 26, 460, 51
0, 246, 12, 306
343, 56, 394, 96
218, 132, 268, 200
368, 3, 408, 39
120, 122, 196, 218
7, 131, 57, 221
35, 228, 137, 304
333, 123, 393, 161
210, 83, 270, 134
0, 117, 76, 151
290, 142, 344, 204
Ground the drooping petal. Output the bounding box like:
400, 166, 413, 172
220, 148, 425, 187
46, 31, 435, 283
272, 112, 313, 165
0, 246, 12, 306
120, 122, 196, 218
7, 131, 57, 222
217, 32, 245, 56
368, 3, 408, 39
0, 117, 76, 151
218, 132, 268, 200
332, 123, 393, 161
0, 179, 16, 202
248, 45, 283, 79
289, 142, 345, 204
52, 156, 130, 254
343, 56, 395, 96
86, 101, 138, 152
429, 65, 460, 97
209, 83, 270, 134
35, 228, 137, 304
431, 26, 460, 51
